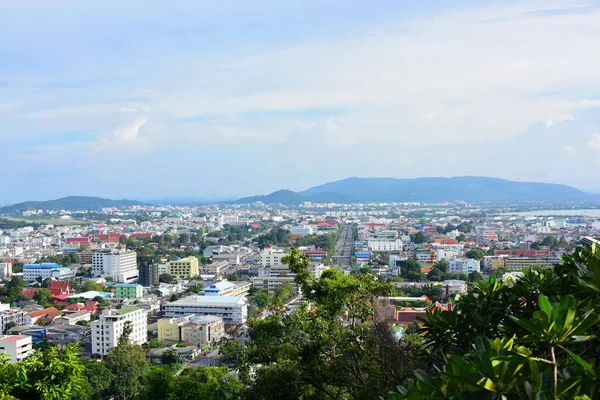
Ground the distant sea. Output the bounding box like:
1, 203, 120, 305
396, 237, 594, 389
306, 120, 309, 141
496, 209, 600, 218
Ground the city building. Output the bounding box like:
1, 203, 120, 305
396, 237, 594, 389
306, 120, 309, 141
202, 281, 252, 297
504, 257, 561, 272
163, 295, 247, 324
53, 311, 91, 326
0, 262, 12, 279
168, 256, 199, 280
290, 225, 314, 236
202, 261, 230, 276
24, 307, 62, 325
23, 263, 76, 283
114, 283, 143, 299
91, 307, 148, 356
158, 315, 225, 345
448, 258, 481, 275
92, 249, 138, 283
367, 238, 403, 252
139, 261, 159, 287
0, 335, 33, 363
483, 256, 507, 271
0, 309, 27, 334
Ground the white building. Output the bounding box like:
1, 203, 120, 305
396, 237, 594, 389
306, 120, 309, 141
91, 306, 148, 356
0, 309, 27, 334
290, 225, 314, 236
0, 263, 12, 279
367, 238, 403, 252
261, 245, 285, 268
23, 263, 76, 283
163, 295, 247, 324
449, 258, 481, 274
53, 311, 91, 326
0, 335, 33, 363
92, 249, 138, 283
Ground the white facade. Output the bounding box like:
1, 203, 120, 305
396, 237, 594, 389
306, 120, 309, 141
0, 310, 27, 334
367, 238, 403, 252
261, 246, 285, 268
163, 295, 247, 324
0, 335, 33, 363
449, 258, 481, 274
290, 225, 314, 236
91, 307, 148, 356
23, 263, 76, 283
92, 249, 138, 283
0, 263, 11, 279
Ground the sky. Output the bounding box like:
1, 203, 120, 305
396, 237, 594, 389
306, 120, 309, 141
2, 0, 600, 203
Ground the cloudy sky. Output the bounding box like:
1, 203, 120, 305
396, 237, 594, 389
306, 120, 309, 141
2, 0, 600, 203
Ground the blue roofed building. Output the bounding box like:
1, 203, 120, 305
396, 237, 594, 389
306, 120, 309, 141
23, 263, 76, 283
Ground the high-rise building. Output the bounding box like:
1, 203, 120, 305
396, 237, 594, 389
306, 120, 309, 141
91, 307, 147, 356
167, 256, 199, 280
92, 249, 138, 283
139, 259, 159, 287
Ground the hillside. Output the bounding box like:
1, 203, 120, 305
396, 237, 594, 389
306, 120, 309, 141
233, 176, 592, 204
0, 196, 145, 215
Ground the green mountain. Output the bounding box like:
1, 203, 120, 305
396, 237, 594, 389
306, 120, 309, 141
0, 196, 146, 214
233, 176, 592, 204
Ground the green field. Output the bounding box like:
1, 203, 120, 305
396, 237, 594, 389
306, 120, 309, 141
3, 216, 92, 226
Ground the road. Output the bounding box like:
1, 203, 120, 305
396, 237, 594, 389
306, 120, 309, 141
332, 223, 355, 271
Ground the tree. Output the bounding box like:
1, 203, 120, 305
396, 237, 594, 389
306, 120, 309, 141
542, 235, 559, 249
219, 340, 244, 365
105, 342, 148, 400
226, 273, 239, 281
468, 271, 484, 282
456, 222, 473, 233
464, 248, 485, 260
400, 258, 425, 282
250, 290, 271, 309
168, 367, 245, 400
406, 322, 421, 334
410, 232, 430, 244
434, 259, 449, 273
456, 233, 467, 242
388, 244, 600, 399
82, 280, 102, 292
159, 274, 175, 284
33, 288, 52, 306
140, 365, 174, 400
76, 357, 114, 400
426, 267, 444, 282
273, 282, 295, 304
160, 348, 179, 365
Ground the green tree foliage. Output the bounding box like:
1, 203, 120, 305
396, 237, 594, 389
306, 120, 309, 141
295, 232, 338, 253
456, 233, 467, 242
400, 258, 425, 282
404, 284, 444, 302
33, 288, 52, 306
542, 235, 560, 249
464, 248, 485, 260
159, 273, 175, 284
426, 267, 444, 282
160, 349, 179, 365
456, 222, 473, 233
0, 276, 27, 304
237, 247, 429, 399
410, 232, 430, 244
105, 340, 148, 399
434, 259, 449, 273
76, 358, 114, 400
81, 280, 102, 292
273, 282, 296, 304
249, 289, 271, 308
389, 244, 600, 399
219, 340, 245, 365
1, 343, 85, 400
468, 271, 484, 282
256, 227, 291, 248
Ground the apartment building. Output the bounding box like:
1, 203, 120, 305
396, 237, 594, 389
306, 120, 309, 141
114, 283, 143, 299
158, 315, 225, 345
483, 256, 507, 271
367, 237, 403, 252
139, 261, 159, 287
92, 249, 138, 283
202, 261, 229, 276
0, 335, 33, 363
163, 295, 247, 324
0, 262, 12, 279
202, 281, 251, 297
91, 307, 148, 356
168, 256, 199, 279
448, 258, 481, 274
504, 257, 560, 272
290, 225, 314, 236
0, 309, 27, 334
23, 263, 76, 282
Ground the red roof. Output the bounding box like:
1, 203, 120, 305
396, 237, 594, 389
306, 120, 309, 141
0, 336, 25, 341
28, 307, 62, 318
51, 294, 70, 302
66, 237, 90, 243
264, 243, 272, 248
133, 233, 152, 238
22, 288, 39, 299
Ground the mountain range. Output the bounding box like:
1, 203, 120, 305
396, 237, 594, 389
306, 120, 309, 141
232, 176, 593, 204
0, 196, 146, 215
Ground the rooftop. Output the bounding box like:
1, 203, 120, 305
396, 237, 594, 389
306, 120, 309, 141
117, 306, 140, 315
168, 295, 246, 306
0, 335, 29, 341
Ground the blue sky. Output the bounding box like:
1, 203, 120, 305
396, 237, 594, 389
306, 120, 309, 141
2, 0, 600, 202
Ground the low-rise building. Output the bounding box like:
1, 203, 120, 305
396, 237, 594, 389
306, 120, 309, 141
91, 307, 148, 356
0, 262, 12, 279
504, 257, 561, 272
23, 263, 76, 282
0, 309, 27, 334
0, 335, 33, 363
448, 258, 481, 274
52, 311, 91, 326
25, 307, 62, 325
158, 315, 225, 345
163, 295, 247, 324
168, 256, 200, 279
202, 281, 251, 297
114, 283, 143, 299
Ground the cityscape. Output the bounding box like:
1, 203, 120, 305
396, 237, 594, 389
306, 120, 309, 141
3, 0, 600, 399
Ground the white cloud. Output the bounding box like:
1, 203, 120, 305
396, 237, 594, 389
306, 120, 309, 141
120, 107, 138, 113
562, 144, 577, 157
587, 133, 600, 152
545, 115, 573, 128
95, 116, 152, 151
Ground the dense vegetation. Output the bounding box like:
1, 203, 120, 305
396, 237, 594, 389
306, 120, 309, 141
0, 196, 145, 215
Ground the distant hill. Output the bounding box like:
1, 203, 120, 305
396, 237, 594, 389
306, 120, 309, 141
232, 176, 592, 205
0, 196, 146, 215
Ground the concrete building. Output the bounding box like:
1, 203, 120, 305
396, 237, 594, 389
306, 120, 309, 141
367, 238, 403, 252
483, 256, 507, 271
23, 263, 76, 283
92, 249, 138, 283
114, 283, 143, 299
168, 256, 200, 280
250, 275, 296, 293
202, 261, 230, 276
25, 307, 62, 325
448, 258, 481, 275
290, 225, 314, 236
163, 295, 247, 324
0, 335, 33, 363
91, 306, 148, 356
0, 262, 12, 279
158, 315, 225, 345
504, 257, 560, 272
0, 309, 27, 334
53, 311, 91, 326
202, 281, 251, 297
139, 262, 159, 287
